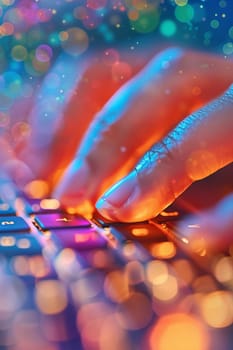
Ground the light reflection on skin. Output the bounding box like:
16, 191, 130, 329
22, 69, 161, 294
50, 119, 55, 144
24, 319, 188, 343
2, 42, 233, 232
46, 48, 233, 226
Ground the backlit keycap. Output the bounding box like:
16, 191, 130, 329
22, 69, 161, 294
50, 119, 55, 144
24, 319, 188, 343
51, 228, 107, 250
34, 213, 91, 231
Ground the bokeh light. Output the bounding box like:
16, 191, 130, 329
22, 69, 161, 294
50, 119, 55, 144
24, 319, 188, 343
130, 6, 160, 33
175, 4, 194, 23
35, 44, 53, 62
223, 42, 233, 55
104, 270, 130, 303
0, 2, 232, 349
210, 19, 220, 29
60, 27, 89, 56
11, 45, 28, 61
175, 0, 188, 6
35, 280, 68, 315
24, 180, 49, 198
149, 313, 209, 350
214, 256, 233, 284
87, 0, 107, 10
0, 21, 14, 36
160, 19, 177, 37
152, 274, 178, 302
150, 241, 176, 259
200, 291, 233, 328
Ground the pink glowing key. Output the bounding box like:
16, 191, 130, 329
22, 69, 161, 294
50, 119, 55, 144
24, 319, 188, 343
51, 228, 107, 250
34, 213, 91, 231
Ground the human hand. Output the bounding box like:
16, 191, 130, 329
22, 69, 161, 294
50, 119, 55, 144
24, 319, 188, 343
2, 46, 233, 250
48, 48, 233, 225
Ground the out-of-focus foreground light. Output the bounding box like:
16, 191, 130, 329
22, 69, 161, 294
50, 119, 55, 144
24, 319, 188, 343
146, 260, 179, 301
150, 241, 176, 259
214, 256, 233, 284
199, 291, 233, 328
24, 180, 49, 199
149, 313, 209, 350
35, 280, 68, 315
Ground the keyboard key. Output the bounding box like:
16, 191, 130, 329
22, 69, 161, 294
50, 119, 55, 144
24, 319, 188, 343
51, 227, 107, 250
0, 234, 42, 255
153, 204, 190, 223
111, 223, 166, 243
34, 213, 91, 231
0, 216, 30, 233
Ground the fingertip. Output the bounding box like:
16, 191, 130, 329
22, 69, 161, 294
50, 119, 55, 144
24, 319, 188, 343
95, 172, 138, 222
95, 197, 122, 221
96, 171, 157, 222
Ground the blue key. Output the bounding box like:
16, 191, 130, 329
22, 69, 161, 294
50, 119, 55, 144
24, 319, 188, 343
0, 216, 30, 233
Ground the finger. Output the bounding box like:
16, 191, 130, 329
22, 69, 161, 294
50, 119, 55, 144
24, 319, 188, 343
21, 54, 89, 182
55, 48, 233, 208
22, 49, 141, 185
96, 84, 233, 222
177, 193, 233, 253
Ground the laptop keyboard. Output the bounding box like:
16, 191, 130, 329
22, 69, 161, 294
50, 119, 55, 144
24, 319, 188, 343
0, 193, 232, 350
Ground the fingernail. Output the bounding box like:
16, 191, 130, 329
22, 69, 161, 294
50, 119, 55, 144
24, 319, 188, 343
54, 159, 91, 206
96, 172, 137, 221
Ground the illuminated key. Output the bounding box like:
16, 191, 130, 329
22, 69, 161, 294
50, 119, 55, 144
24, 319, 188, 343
34, 213, 91, 231
0, 216, 30, 233
51, 228, 107, 250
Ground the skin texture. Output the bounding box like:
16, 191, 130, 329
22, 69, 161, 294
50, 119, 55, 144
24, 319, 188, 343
94, 84, 233, 222
1, 47, 233, 250
48, 48, 233, 223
